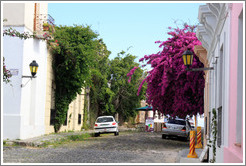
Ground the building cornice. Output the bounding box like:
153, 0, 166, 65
196, 3, 229, 63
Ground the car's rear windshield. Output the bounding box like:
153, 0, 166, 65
96, 117, 114, 123
167, 119, 186, 125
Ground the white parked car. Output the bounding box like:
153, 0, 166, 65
94, 116, 119, 137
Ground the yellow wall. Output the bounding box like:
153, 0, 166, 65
45, 49, 85, 134
194, 45, 209, 147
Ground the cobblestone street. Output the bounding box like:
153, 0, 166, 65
3, 131, 189, 163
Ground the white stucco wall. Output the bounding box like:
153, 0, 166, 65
3, 27, 24, 139
209, 10, 231, 164
3, 26, 48, 139
20, 28, 48, 139
3, 2, 49, 140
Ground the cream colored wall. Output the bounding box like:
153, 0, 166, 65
23, 3, 35, 32
67, 91, 85, 131
194, 45, 209, 147
3, 3, 48, 32
3, 3, 25, 26
44, 49, 85, 134
136, 100, 147, 123
44, 49, 55, 134
39, 3, 48, 16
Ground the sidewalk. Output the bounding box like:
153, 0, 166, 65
178, 148, 203, 163
4, 127, 136, 147
5, 130, 94, 147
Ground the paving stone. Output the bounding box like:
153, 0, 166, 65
3, 131, 190, 163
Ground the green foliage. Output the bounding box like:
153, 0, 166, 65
3, 27, 36, 40
43, 23, 49, 27
89, 39, 114, 120
51, 25, 98, 132
110, 51, 147, 122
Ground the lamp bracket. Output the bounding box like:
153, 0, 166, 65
21, 76, 36, 88
22, 76, 36, 78
186, 67, 214, 71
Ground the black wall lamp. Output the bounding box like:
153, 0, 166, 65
21, 60, 39, 87
22, 60, 39, 78
182, 49, 214, 71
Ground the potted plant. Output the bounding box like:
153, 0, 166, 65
43, 23, 49, 31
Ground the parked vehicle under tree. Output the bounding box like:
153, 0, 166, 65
162, 117, 192, 141
94, 116, 119, 137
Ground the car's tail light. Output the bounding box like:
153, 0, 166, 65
163, 123, 167, 129
94, 124, 98, 127
181, 127, 186, 131
112, 122, 116, 125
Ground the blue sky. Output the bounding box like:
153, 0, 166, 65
48, 2, 204, 63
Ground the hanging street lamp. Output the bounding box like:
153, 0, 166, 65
182, 49, 214, 71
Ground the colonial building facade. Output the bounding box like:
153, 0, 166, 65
196, 3, 244, 163
3, 2, 85, 140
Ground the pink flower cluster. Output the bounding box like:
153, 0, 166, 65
3, 58, 12, 83
127, 25, 205, 118
127, 66, 138, 83
3, 28, 35, 40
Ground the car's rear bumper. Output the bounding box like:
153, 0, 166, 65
94, 126, 118, 133
162, 129, 188, 138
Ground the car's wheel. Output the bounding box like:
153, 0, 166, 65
162, 134, 166, 139
114, 132, 119, 136
95, 133, 100, 137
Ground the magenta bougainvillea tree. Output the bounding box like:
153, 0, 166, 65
128, 25, 205, 118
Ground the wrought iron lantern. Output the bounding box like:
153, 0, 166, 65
22, 60, 39, 78
29, 60, 39, 77
182, 49, 193, 69
182, 49, 214, 71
